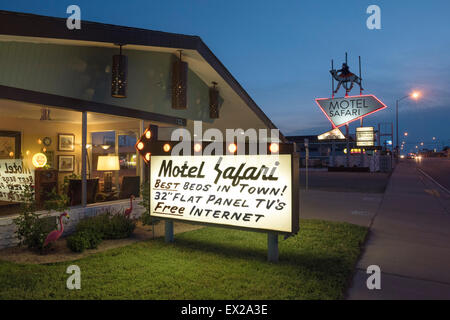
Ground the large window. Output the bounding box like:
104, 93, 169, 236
87, 112, 142, 204
0, 99, 82, 217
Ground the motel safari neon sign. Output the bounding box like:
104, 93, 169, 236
315, 94, 388, 128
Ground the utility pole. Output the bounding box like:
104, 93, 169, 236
304, 138, 309, 191
346, 124, 350, 167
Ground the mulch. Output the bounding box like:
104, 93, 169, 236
0, 221, 202, 265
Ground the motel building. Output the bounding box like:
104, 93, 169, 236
0, 11, 284, 248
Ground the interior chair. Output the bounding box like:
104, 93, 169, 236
119, 176, 140, 199
68, 178, 99, 206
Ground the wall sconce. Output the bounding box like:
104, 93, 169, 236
172, 50, 188, 109
209, 81, 220, 119
111, 44, 128, 98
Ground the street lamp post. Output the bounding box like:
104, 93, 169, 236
395, 92, 420, 162
396, 96, 408, 161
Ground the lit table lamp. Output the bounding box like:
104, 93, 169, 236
97, 155, 120, 192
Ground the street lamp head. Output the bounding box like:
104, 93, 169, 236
411, 91, 420, 100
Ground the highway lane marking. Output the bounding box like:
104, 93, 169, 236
424, 189, 440, 198
351, 210, 370, 216
417, 167, 450, 196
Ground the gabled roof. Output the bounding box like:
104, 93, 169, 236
0, 10, 284, 141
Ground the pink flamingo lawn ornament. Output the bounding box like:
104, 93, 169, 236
124, 195, 135, 219
43, 212, 70, 248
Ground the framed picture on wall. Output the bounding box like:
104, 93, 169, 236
58, 133, 75, 152
44, 150, 55, 169
58, 155, 75, 172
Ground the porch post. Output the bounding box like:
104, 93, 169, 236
139, 120, 145, 185
81, 111, 87, 207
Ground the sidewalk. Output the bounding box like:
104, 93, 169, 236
346, 162, 450, 299
301, 190, 382, 227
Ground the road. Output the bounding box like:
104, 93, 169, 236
413, 158, 450, 191
300, 169, 390, 193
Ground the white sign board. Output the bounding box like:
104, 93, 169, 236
317, 127, 345, 140
0, 160, 35, 202
356, 127, 375, 147
315, 94, 387, 128
150, 155, 296, 233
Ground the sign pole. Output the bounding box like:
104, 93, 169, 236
304, 138, 309, 191
331, 59, 335, 98
165, 220, 174, 243
346, 124, 350, 167
360, 118, 364, 166
267, 232, 279, 262
331, 140, 336, 167
359, 56, 362, 96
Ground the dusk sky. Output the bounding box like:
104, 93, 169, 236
1, 0, 449, 152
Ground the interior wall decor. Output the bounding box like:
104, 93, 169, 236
57, 133, 75, 152
42, 136, 52, 147
0, 131, 21, 159
44, 150, 54, 168
58, 154, 75, 172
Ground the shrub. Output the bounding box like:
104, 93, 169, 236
105, 214, 135, 239
76, 209, 136, 240
66, 230, 103, 252
84, 230, 103, 249
66, 231, 90, 253
14, 185, 56, 252
76, 213, 110, 237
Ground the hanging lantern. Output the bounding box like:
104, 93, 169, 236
111, 44, 128, 98
172, 50, 188, 109
209, 82, 220, 119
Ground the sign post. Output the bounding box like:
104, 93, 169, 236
304, 138, 309, 191
267, 233, 279, 262
346, 125, 350, 167
316, 55, 387, 170
165, 220, 174, 243
135, 134, 300, 263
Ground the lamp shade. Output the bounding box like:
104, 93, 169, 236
97, 155, 120, 171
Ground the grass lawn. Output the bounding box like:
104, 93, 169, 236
0, 219, 367, 300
